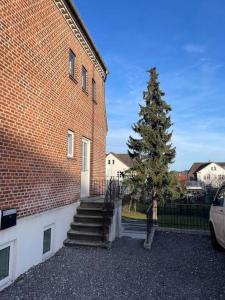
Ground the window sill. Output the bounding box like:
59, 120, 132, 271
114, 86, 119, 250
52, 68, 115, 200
82, 88, 88, 96
67, 155, 74, 160
69, 75, 78, 84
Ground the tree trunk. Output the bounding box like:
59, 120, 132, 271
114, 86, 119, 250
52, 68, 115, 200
134, 201, 137, 212
152, 198, 158, 225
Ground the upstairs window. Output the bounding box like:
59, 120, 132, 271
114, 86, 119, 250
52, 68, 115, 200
69, 50, 75, 79
92, 79, 96, 101
67, 130, 74, 158
82, 66, 87, 92
112, 160, 115, 165
108, 160, 110, 164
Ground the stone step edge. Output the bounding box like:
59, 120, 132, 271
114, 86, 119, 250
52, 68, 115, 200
68, 229, 104, 237
64, 238, 111, 249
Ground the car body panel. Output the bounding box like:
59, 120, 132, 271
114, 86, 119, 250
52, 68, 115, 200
209, 185, 225, 249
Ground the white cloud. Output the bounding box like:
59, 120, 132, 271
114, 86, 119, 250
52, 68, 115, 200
183, 43, 205, 54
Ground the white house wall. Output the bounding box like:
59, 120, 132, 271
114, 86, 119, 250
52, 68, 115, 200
197, 163, 225, 187
106, 153, 130, 179
0, 202, 78, 290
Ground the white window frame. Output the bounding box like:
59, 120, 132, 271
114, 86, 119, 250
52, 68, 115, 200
67, 130, 74, 158
0, 240, 14, 290
42, 224, 54, 261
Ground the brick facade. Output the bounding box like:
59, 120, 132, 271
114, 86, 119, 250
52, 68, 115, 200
0, 0, 108, 218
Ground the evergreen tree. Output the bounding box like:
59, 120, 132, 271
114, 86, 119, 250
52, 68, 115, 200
166, 171, 186, 201
126, 67, 176, 222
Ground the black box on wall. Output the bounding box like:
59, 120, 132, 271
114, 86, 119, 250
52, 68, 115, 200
0, 208, 17, 230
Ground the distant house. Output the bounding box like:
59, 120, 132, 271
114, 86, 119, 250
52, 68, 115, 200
175, 171, 188, 185
106, 153, 133, 179
188, 162, 225, 187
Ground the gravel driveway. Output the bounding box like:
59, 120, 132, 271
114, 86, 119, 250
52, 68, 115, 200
1, 232, 225, 300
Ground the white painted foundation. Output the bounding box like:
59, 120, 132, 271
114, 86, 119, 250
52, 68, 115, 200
109, 199, 122, 242
0, 202, 79, 290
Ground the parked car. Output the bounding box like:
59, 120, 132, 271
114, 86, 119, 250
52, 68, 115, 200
209, 184, 225, 250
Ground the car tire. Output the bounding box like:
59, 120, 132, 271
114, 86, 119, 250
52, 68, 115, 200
210, 224, 224, 251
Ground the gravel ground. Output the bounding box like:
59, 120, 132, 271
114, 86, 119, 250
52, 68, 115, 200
1, 232, 225, 300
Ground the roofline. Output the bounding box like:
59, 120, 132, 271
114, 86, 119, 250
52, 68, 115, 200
106, 152, 131, 167
196, 162, 225, 173
65, 0, 108, 76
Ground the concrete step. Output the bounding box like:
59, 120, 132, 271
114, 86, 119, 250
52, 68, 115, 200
74, 214, 111, 224
71, 222, 105, 233
67, 229, 105, 242
80, 201, 104, 209
64, 238, 111, 249
77, 207, 113, 217
80, 201, 114, 210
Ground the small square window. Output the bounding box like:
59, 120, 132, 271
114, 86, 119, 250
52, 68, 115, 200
82, 66, 87, 92
43, 228, 51, 255
0, 246, 10, 281
67, 130, 74, 158
69, 50, 75, 79
92, 79, 96, 101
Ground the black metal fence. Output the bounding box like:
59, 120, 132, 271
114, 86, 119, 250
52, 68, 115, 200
158, 203, 210, 230
90, 179, 106, 197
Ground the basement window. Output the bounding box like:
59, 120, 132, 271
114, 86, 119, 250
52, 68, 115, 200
0, 247, 10, 281
67, 130, 74, 158
43, 228, 51, 255
0, 241, 14, 288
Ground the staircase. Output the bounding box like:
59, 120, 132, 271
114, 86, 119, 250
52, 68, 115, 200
64, 199, 114, 248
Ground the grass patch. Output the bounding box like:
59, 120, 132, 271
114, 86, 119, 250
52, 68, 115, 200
122, 210, 146, 220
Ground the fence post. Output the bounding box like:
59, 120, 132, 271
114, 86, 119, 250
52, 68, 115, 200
152, 199, 158, 226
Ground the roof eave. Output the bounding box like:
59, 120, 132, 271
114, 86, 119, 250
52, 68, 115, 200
65, 0, 108, 76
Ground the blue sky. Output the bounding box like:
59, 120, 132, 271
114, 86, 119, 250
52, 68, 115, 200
74, 0, 225, 170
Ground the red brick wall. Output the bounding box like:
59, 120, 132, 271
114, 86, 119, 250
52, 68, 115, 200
0, 0, 107, 217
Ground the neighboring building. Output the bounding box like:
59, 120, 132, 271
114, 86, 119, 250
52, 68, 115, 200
175, 171, 188, 185
106, 153, 133, 179
0, 0, 107, 290
105, 152, 132, 179
188, 162, 225, 187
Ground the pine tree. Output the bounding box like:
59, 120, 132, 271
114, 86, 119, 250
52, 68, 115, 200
126, 67, 176, 222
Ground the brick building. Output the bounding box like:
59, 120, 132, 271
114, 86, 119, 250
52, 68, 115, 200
0, 0, 108, 289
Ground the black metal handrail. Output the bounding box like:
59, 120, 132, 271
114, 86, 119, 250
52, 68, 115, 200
90, 178, 106, 197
